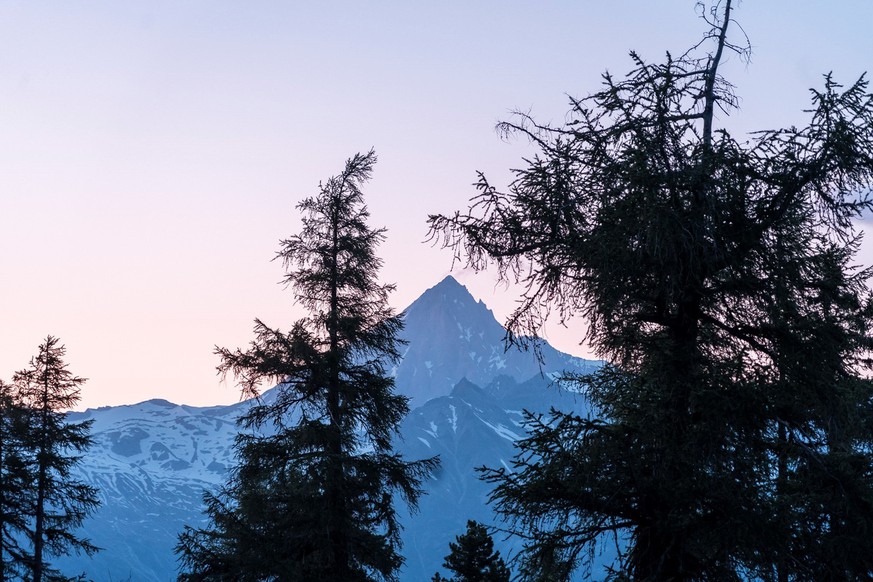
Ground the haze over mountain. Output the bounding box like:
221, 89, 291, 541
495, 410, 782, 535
55, 276, 600, 580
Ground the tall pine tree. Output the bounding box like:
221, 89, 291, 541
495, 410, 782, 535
177, 150, 437, 581
429, 1, 873, 579
13, 336, 100, 582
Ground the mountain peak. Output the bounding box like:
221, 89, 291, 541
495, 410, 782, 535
433, 274, 464, 290
405, 275, 490, 319
417, 274, 473, 302
59, 274, 600, 582
396, 275, 595, 408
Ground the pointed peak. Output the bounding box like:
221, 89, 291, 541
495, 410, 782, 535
451, 377, 483, 394
436, 274, 462, 286
406, 275, 480, 313
450, 377, 492, 405
430, 274, 467, 294
430, 276, 490, 308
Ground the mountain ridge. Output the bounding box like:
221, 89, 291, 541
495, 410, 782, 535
55, 276, 600, 581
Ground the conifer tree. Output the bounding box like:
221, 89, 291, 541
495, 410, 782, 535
0, 379, 31, 580
429, 1, 873, 579
432, 521, 510, 582
13, 336, 100, 582
177, 150, 437, 581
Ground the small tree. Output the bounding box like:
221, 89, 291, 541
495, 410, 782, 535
177, 150, 437, 581
0, 379, 32, 579
13, 336, 100, 582
432, 521, 511, 582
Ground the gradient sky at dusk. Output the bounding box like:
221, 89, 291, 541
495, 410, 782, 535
1, 1, 872, 409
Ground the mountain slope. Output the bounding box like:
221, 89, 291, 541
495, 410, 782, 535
55, 277, 599, 580
396, 374, 591, 580
398, 276, 589, 406
55, 400, 247, 581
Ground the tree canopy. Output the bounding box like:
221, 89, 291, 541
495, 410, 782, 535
177, 150, 437, 581
7, 336, 99, 582
432, 520, 511, 582
429, 1, 873, 580
0, 379, 31, 580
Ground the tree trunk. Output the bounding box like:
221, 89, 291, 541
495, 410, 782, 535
0, 414, 6, 582
776, 422, 789, 582
326, 193, 349, 579
33, 384, 49, 582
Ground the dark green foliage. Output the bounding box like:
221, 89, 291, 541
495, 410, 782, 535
12, 336, 100, 582
429, 1, 873, 580
432, 520, 510, 582
177, 150, 438, 581
0, 379, 31, 580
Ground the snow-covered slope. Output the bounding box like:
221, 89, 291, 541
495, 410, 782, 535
55, 277, 599, 580
55, 400, 248, 581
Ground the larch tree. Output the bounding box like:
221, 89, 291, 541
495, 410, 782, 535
428, 1, 873, 580
177, 150, 437, 581
13, 336, 100, 582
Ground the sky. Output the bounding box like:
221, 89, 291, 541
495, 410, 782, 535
1, 1, 872, 409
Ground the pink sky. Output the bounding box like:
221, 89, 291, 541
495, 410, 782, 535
1, 1, 872, 409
